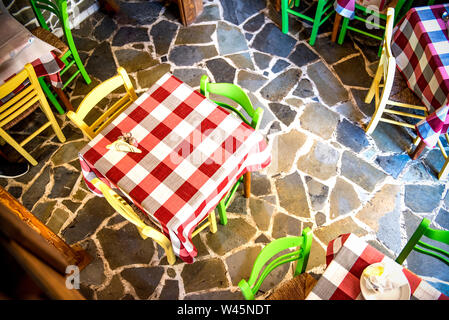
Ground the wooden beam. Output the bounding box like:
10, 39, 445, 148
0, 186, 90, 273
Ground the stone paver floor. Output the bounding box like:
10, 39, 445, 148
2, 0, 449, 299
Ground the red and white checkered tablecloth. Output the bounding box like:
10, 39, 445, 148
306, 233, 449, 300
335, 0, 388, 19
0, 51, 65, 106
392, 4, 449, 148
79, 73, 271, 263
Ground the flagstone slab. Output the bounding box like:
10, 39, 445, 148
271, 59, 290, 73
370, 122, 413, 154
250, 197, 276, 231
275, 171, 310, 218
173, 68, 208, 88
268, 103, 297, 126
33, 199, 57, 224
268, 129, 307, 175
272, 212, 312, 238
252, 23, 297, 58
181, 258, 229, 293
85, 41, 117, 81
307, 61, 349, 107
121, 266, 165, 299
289, 43, 319, 67
250, 172, 272, 196
305, 176, 329, 211
341, 151, 388, 192
227, 52, 255, 71
292, 78, 314, 98
158, 280, 179, 300
237, 70, 268, 91
49, 166, 80, 199
253, 51, 272, 70
336, 119, 370, 153
404, 184, 445, 213
243, 12, 265, 32
62, 197, 115, 244
401, 162, 438, 183
137, 63, 171, 89
185, 290, 242, 300
225, 245, 262, 286
115, 49, 158, 73
297, 141, 340, 181
334, 101, 365, 123
150, 20, 179, 56
79, 240, 106, 287
169, 45, 218, 66
436, 208, 449, 230
313, 37, 358, 65
93, 15, 116, 42
206, 58, 236, 83
221, 0, 266, 26
299, 102, 339, 140
97, 223, 155, 269
260, 68, 302, 101
195, 4, 221, 23
217, 21, 248, 55
375, 154, 410, 179
46, 208, 70, 234
333, 55, 372, 88
21, 165, 50, 211
175, 24, 216, 45
314, 217, 368, 245
97, 275, 124, 300
112, 27, 150, 46
330, 177, 361, 219
119, 1, 163, 25
205, 218, 257, 255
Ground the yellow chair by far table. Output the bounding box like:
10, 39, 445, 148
0, 63, 65, 166
67, 67, 137, 140
91, 178, 218, 265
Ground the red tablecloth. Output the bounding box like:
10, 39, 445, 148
306, 233, 449, 300
392, 4, 449, 148
79, 73, 271, 263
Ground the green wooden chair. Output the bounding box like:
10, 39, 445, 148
200, 75, 264, 226
238, 227, 313, 300
281, 0, 335, 46
29, 0, 91, 114
337, 0, 409, 56
396, 218, 449, 266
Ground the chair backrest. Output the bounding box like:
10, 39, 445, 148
200, 75, 263, 130
238, 227, 312, 300
67, 67, 137, 139
0, 64, 45, 128
29, 0, 76, 49
396, 218, 449, 266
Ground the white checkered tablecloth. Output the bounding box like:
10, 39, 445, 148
306, 233, 448, 300
79, 73, 271, 263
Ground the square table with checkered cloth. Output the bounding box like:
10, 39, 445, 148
306, 233, 448, 300
392, 4, 449, 148
79, 73, 271, 263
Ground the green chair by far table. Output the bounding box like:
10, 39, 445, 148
29, 0, 91, 114
238, 227, 313, 300
281, 0, 335, 46
200, 75, 264, 226
396, 218, 449, 267
336, 0, 410, 56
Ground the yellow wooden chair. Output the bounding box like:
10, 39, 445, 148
67, 67, 137, 140
365, 7, 449, 179
0, 64, 66, 166
91, 177, 217, 265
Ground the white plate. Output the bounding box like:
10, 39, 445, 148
360, 263, 411, 300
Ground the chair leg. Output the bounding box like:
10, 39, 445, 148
365, 60, 384, 104
281, 0, 289, 34
243, 172, 251, 198
217, 199, 228, 226
0, 128, 38, 166
309, 0, 326, 46
38, 77, 65, 115
38, 101, 66, 144
208, 211, 217, 233
365, 98, 387, 135
338, 17, 349, 45
438, 157, 449, 180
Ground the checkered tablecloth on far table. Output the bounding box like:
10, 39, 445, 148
79, 73, 271, 263
392, 4, 449, 148
335, 0, 388, 19
306, 233, 449, 300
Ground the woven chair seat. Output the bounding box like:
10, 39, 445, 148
389, 71, 428, 111
31, 27, 68, 58
3, 101, 40, 130
266, 273, 317, 300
